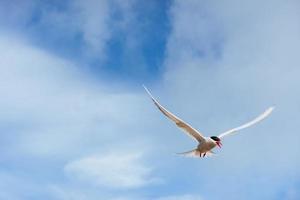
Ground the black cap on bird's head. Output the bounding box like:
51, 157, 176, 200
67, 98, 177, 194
210, 136, 222, 148
210, 136, 221, 141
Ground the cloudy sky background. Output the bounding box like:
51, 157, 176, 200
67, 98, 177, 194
0, 0, 299, 199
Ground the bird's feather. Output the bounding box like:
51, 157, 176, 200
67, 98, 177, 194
218, 107, 274, 139
143, 85, 206, 143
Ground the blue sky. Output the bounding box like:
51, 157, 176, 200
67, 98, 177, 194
0, 0, 300, 199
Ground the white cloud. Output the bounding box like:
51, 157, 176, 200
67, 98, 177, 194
72, 0, 111, 56
0, 28, 159, 195
38, 0, 141, 60
64, 152, 160, 189
0, 32, 156, 160
0, 31, 161, 199
0, 0, 114, 59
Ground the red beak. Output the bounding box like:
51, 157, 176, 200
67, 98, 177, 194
216, 141, 222, 148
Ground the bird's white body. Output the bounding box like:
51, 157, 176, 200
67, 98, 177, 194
143, 85, 274, 158
178, 137, 217, 157
197, 138, 217, 152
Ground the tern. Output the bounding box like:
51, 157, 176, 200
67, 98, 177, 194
143, 86, 274, 158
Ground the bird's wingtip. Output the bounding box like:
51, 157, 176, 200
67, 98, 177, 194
268, 106, 275, 112
142, 85, 157, 102
142, 84, 148, 91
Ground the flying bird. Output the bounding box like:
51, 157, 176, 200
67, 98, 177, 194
143, 86, 274, 158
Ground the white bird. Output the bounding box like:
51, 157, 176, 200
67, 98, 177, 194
143, 86, 274, 158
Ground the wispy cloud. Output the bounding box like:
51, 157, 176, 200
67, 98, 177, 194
0, 30, 160, 199
0, 33, 152, 159
71, 0, 111, 57
65, 152, 161, 189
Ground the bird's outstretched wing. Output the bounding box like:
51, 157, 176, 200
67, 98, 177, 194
143, 85, 206, 143
218, 107, 274, 139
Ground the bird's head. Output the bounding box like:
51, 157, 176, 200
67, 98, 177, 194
210, 136, 222, 148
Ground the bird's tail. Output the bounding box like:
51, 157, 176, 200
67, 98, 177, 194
176, 149, 215, 158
